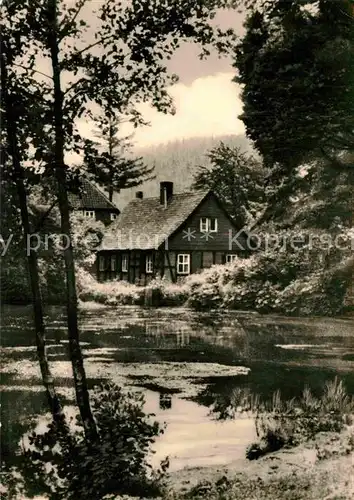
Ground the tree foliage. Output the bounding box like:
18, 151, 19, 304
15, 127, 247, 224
233, 0, 354, 228
234, 0, 354, 171
8, 385, 167, 500
193, 143, 266, 227
84, 115, 155, 202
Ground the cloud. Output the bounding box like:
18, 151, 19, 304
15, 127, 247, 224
73, 72, 245, 162
131, 72, 245, 148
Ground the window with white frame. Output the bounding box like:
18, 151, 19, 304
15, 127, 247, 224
110, 255, 116, 271
200, 217, 208, 232
83, 210, 95, 218
110, 213, 117, 221
122, 254, 128, 272
99, 256, 105, 272
209, 217, 218, 232
177, 254, 190, 275
200, 217, 218, 232
226, 254, 238, 264
146, 254, 153, 274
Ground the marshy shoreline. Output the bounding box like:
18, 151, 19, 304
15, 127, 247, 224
110, 426, 354, 500
171, 431, 354, 500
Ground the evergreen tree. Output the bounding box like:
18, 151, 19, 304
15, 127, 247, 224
234, 0, 354, 226
85, 115, 154, 202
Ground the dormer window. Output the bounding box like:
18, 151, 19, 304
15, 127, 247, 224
200, 217, 218, 233
209, 218, 218, 232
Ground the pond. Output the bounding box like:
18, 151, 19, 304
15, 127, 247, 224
1, 304, 354, 474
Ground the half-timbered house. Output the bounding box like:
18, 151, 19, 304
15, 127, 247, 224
96, 181, 249, 284
68, 177, 120, 225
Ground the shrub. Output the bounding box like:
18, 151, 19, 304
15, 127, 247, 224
0, 261, 32, 304
78, 272, 190, 308
186, 229, 352, 316
78, 273, 145, 306
145, 278, 189, 306
248, 378, 354, 459
19, 384, 169, 499
185, 264, 236, 310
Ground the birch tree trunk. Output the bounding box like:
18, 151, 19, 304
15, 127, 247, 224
47, 0, 99, 443
1, 45, 64, 425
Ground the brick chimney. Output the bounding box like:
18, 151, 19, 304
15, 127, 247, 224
160, 181, 173, 207
136, 191, 143, 199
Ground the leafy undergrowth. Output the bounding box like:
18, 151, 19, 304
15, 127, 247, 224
2, 384, 168, 500
185, 245, 353, 317
78, 231, 353, 316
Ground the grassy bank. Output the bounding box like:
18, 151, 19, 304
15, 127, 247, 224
167, 379, 354, 499
166, 426, 354, 500
3, 380, 354, 500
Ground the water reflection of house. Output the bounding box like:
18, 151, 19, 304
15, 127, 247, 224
159, 393, 172, 410
145, 322, 190, 348
176, 328, 190, 347
143, 319, 255, 356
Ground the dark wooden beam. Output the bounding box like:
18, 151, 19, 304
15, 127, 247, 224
160, 250, 165, 279
128, 251, 132, 284
166, 251, 176, 283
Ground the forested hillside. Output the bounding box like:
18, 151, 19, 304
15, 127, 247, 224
113, 134, 253, 209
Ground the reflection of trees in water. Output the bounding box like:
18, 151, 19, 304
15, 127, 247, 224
144, 319, 252, 354
211, 386, 261, 421
159, 393, 172, 410
195, 365, 354, 422
141, 316, 327, 365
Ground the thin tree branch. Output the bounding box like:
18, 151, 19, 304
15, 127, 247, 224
12, 62, 53, 81
32, 199, 58, 233
67, 35, 113, 60
63, 76, 89, 96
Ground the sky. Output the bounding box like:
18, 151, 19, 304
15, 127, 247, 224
129, 72, 245, 148
72, 3, 247, 153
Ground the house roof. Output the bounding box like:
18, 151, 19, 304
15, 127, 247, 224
68, 178, 120, 212
99, 190, 211, 250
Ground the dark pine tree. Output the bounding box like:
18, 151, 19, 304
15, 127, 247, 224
85, 115, 155, 202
